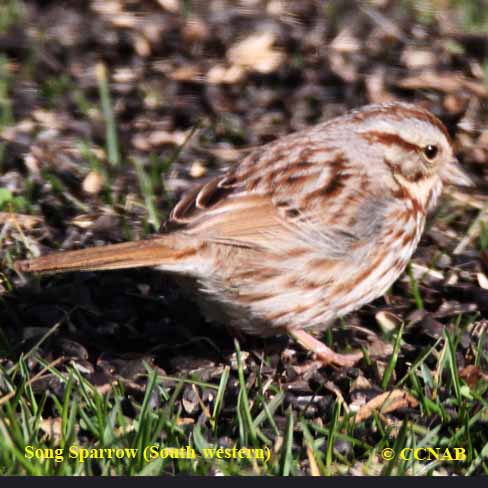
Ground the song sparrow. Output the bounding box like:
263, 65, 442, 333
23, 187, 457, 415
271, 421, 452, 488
16, 102, 472, 366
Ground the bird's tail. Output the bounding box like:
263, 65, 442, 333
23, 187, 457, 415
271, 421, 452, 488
15, 235, 198, 273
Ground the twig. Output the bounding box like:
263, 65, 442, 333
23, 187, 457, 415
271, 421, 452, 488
0, 356, 66, 406
453, 199, 488, 255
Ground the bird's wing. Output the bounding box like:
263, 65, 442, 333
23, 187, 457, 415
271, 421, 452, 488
167, 134, 375, 257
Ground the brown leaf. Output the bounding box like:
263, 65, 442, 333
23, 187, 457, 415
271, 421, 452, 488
397, 71, 487, 97
477, 272, 488, 290
330, 27, 360, 53
401, 47, 436, 69
306, 445, 321, 476
227, 32, 284, 74
39, 417, 64, 444
176, 417, 195, 426
459, 365, 488, 389
0, 212, 43, 229
207, 64, 244, 84
375, 311, 402, 332
82, 170, 105, 195
168, 65, 203, 82
354, 389, 418, 423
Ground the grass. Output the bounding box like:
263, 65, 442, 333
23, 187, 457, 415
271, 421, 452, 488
381, 323, 404, 390
450, 0, 488, 32
0, 0, 24, 34
96, 63, 121, 168
406, 264, 424, 311
0, 319, 486, 475
400, 0, 488, 31
132, 157, 162, 232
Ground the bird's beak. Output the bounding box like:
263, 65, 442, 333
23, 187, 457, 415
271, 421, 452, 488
442, 159, 474, 187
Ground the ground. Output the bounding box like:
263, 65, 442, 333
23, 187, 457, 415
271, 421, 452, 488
0, 0, 487, 476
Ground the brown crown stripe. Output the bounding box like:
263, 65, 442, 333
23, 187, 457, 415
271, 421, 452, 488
361, 131, 421, 153
353, 104, 451, 143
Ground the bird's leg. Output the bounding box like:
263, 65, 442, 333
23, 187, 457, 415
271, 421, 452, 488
288, 329, 363, 367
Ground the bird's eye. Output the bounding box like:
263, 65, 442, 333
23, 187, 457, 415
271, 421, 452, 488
423, 145, 438, 160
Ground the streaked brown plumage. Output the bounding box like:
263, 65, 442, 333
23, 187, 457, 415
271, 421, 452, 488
16, 102, 472, 366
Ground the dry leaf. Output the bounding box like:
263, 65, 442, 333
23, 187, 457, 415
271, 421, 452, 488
189, 161, 207, 178
376, 311, 402, 332
477, 272, 488, 290
70, 214, 97, 228
330, 27, 360, 53
329, 52, 358, 82
133, 34, 151, 57
397, 71, 487, 97
132, 130, 187, 150
205, 146, 247, 162
156, 0, 179, 13
82, 170, 105, 195
459, 365, 488, 388
227, 31, 284, 74
168, 65, 202, 82
365, 68, 394, 104
40, 417, 63, 444
350, 375, 373, 392
411, 262, 444, 281
434, 300, 478, 318
182, 17, 209, 43
207, 64, 244, 84
113, 67, 139, 84
443, 93, 468, 114
0, 212, 42, 229
95, 382, 116, 396
401, 47, 436, 69
306, 445, 321, 476
355, 389, 418, 422
176, 417, 195, 426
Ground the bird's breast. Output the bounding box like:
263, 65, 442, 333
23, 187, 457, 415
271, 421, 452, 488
180, 204, 427, 336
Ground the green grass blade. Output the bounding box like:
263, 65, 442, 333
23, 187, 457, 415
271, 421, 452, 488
132, 156, 161, 231
444, 328, 461, 404
96, 62, 120, 167
407, 263, 424, 310
280, 406, 294, 476
382, 322, 404, 389
325, 400, 341, 471
234, 339, 257, 445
